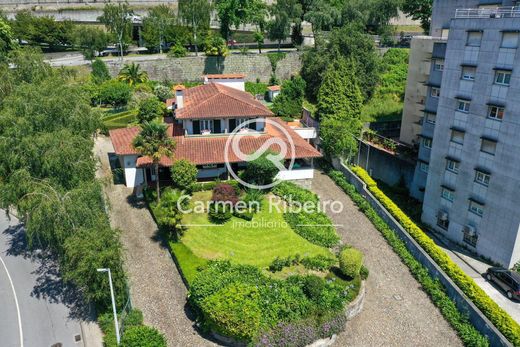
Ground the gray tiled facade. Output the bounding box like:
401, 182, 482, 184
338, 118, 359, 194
419, 2, 520, 267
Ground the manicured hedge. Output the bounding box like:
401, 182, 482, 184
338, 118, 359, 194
272, 181, 319, 205
347, 166, 520, 346
328, 170, 491, 346
284, 211, 340, 247
339, 247, 363, 278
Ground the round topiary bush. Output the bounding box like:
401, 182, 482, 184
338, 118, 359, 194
120, 325, 166, 347
338, 247, 363, 278
171, 159, 198, 192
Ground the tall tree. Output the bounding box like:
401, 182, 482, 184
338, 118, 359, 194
267, 10, 290, 52
98, 2, 132, 63
142, 5, 176, 54
0, 18, 16, 60
272, 75, 306, 117
320, 116, 362, 159
401, 0, 432, 34
215, 0, 264, 40
132, 121, 176, 202
271, 0, 303, 45
317, 58, 363, 120
118, 62, 148, 86
178, 0, 211, 56
303, 0, 341, 44
71, 25, 108, 60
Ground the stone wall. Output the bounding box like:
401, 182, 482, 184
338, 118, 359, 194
105, 52, 302, 83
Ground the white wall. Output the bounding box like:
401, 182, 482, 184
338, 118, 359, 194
293, 127, 317, 140
276, 168, 314, 181
205, 78, 245, 91
121, 155, 144, 188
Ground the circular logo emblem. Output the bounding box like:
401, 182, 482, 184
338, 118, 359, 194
224, 118, 295, 189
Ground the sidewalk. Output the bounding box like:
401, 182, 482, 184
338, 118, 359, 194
427, 230, 520, 323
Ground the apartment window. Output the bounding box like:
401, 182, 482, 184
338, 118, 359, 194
475, 170, 491, 186
457, 100, 470, 113
451, 129, 465, 144
461, 66, 476, 81
488, 105, 504, 120
441, 187, 455, 202
446, 159, 460, 173
463, 226, 478, 247
480, 138, 497, 155
495, 70, 512, 86
422, 137, 432, 149
469, 200, 484, 217
419, 162, 429, 173
437, 211, 449, 230
434, 59, 444, 71
200, 119, 214, 132
425, 112, 436, 124
467, 31, 482, 47
431, 87, 440, 98
501, 32, 519, 49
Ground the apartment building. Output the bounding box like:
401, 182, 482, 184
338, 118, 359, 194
401, 0, 520, 267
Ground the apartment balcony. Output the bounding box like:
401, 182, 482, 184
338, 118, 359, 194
455, 7, 520, 19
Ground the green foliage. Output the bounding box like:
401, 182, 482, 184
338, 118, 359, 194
245, 81, 268, 97
269, 254, 336, 272
401, 0, 432, 33
0, 18, 17, 59
153, 84, 173, 101
377, 48, 409, 99
267, 9, 290, 51
91, 58, 111, 84
204, 34, 229, 56
319, 116, 362, 159
71, 25, 108, 60
284, 211, 340, 247
100, 308, 146, 347
142, 5, 180, 53
171, 159, 198, 191
169, 241, 208, 284
317, 58, 363, 120
118, 63, 149, 86
271, 75, 306, 117
98, 3, 132, 57
242, 151, 282, 187
360, 265, 369, 280
266, 52, 286, 73
98, 80, 132, 107
272, 181, 319, 205
339, 247, 363, 278
11, 11, 74, 48
215, 0, 265, 40
137, 96, 165, 123
178, 0, 212, 55
154, 187, 188, 236
167, 43, 188, 57
327, 170, 492, 346
120, 326, 167, 347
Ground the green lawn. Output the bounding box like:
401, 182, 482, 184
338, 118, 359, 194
180, 192, 332, 268
101, 108, 138, 130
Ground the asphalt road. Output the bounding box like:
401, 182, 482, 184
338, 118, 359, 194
0, 210, 84, 347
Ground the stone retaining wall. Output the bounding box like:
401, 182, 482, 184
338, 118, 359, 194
106, 52, 302, 83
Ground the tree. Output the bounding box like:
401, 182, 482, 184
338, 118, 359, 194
91, 58, 111, 84
71, 25, 108, 60
11, 11, 75, 49
320, 116, 362, 159
204, 34, 229, 57
170, 159, 198, 191
317, 58, 363, 120
137, 96, 165, 123
154, 187, 189, 237
0, 18, 16, 60
401, 0, 432, 33
271, 0, 304, 46
253, 30, 264, 53
118, 62, 149, 86
267, 9, 290, 52
272, 76, 306, 118
215, 0, 264, 40
132, 121, 176, 202
98, 2, 132, 62
241, 151, 282, 187
178, 0, 211, 56
304, 0, 341, 44
98, 80, 132, 107
142, 5, 176, 53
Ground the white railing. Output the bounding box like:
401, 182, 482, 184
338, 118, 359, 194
455, 7, 520, 19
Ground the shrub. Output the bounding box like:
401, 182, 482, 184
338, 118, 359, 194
360, 265, 369, 280
209, 203, 233, 224
153, 84, 173, 102
272, 181, 319, 205
245, 81, 268, 97
302, 275, 325, 302
123, 309, 144, 327
212, 183, 239, 205
347, 166, 519, 345
91, 58, 110, 84
339, 247, 363, 278
120, 326, 167, 347
241, 151, 282, 187
154, 188, 188, 236
301, 254, 336, 271
98, 80, 132, 107
137, 96, 165, 124
171, 159, 198, 192
167, 43, 188, 58
284, 211, 340, 247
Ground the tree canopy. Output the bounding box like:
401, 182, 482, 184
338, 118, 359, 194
178, 0, 212, 55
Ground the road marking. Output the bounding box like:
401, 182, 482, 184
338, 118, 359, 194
0, 255, 24, 347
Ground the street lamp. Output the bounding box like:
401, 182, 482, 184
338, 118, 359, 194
97, 268, 120, 345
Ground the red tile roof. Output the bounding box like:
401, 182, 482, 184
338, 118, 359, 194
204, 74, 245, 79
267, 85, 281, 91
165, 98, 176, 108
173, 84, 186, 91
175, 83, 273, 120
110, 117, 321, 167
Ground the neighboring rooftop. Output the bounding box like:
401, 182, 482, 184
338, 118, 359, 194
204, 74, 246, 80
267, 85, 281, 91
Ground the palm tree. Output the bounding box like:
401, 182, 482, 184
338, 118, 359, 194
132, 121, 176, 202
118, 62, 149, 86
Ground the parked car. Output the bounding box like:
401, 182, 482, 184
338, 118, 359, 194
486, 267, 520, 300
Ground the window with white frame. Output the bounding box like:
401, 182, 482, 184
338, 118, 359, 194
200, 119, 214, 133
441, 187, 454, 202
475, 170, 491, 186
467, 31, 482, 47
495, 70, 512, 86
422, 137, 432, 149
419, 162, 429, 173
469, 200, 484, 217
501, 32, 519, 49
434, 59, 444, 71
425, 112, 436, 124
461, 66, 476, 81
480, 139, 496, 155
457, 100, 470, 113
431, 87, 440, 98
488, 105, 504, 120
451, 129, 465, 144
446, 159, 460, 173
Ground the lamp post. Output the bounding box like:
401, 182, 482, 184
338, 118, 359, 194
97, 268, 120, 345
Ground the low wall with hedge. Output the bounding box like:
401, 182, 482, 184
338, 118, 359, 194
332, 158, 516, 347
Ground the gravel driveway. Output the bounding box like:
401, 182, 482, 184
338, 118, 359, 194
311, 171, 462, 347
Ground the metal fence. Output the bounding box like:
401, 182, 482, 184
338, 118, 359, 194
455, 7, 520, 19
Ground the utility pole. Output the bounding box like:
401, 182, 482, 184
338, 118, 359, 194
97, 268, 120, 345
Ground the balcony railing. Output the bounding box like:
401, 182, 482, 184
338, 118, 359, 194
455, 7, 520, 19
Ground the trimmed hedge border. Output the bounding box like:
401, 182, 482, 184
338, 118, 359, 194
344, 166, 520, 346
327, 170, 489, 346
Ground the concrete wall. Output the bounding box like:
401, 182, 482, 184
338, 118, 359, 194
106, 52, 302, 83
332, 159, 511, 347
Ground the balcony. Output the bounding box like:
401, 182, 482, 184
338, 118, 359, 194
455, 7, 520, 19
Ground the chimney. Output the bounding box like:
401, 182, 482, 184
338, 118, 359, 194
173, 84, 186, 109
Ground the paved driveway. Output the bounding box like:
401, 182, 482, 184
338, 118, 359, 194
0, 210, 86, 347
311, 171, 462, 347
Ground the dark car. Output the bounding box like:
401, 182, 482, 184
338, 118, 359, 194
486, 267, 520, 300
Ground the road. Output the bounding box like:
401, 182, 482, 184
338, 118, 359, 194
0, 210, 86, 347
